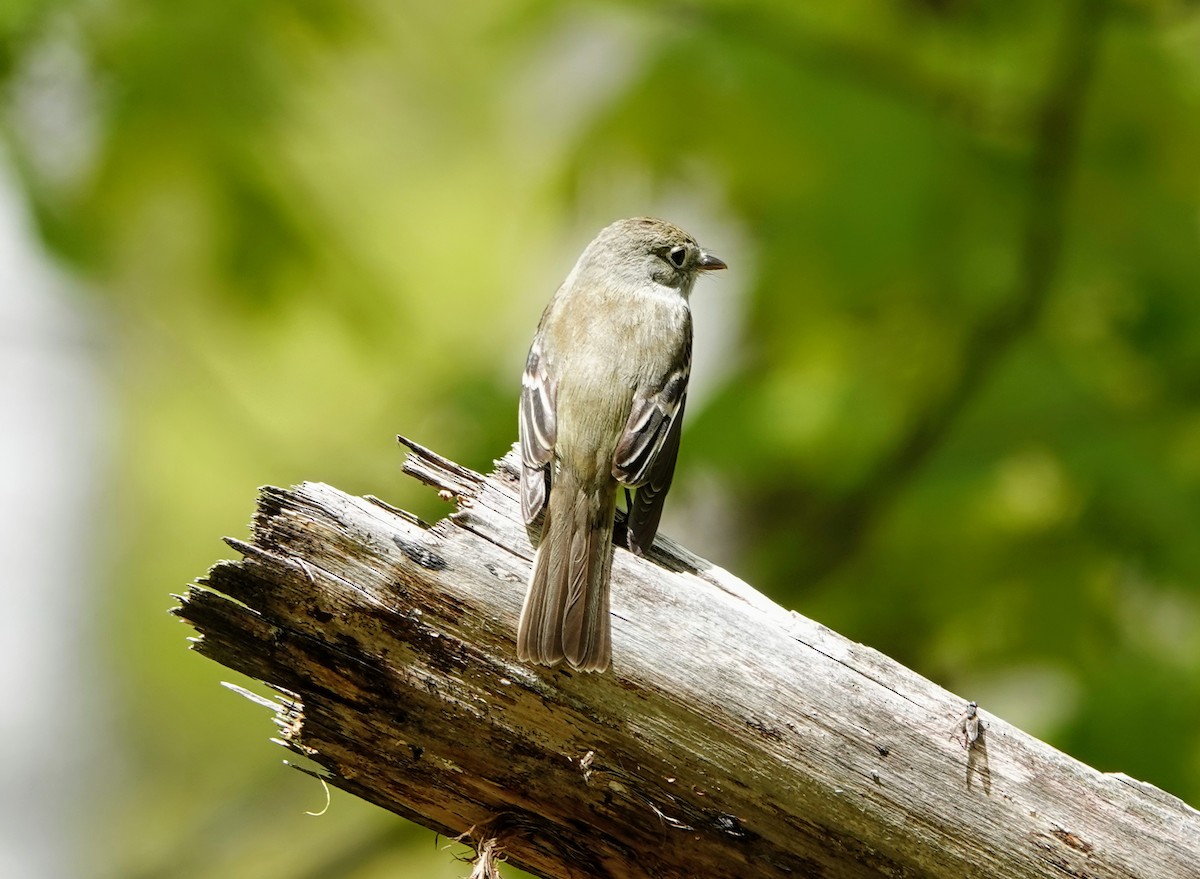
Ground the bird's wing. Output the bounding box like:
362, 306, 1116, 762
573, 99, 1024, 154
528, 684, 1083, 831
519, 337, 556, 525
612, 323, 691, 556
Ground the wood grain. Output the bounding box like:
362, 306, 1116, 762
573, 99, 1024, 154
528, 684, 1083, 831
173, 437, 1200, 879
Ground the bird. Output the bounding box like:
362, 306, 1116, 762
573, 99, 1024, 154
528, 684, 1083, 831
516, 217, 726, 672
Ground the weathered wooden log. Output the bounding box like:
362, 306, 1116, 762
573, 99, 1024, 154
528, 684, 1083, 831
173, 437, 1200, 879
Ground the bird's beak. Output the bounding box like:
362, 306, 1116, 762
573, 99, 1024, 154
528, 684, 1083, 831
698, 251, 727, 271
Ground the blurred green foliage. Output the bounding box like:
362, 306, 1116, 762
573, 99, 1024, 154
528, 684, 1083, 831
4, 0, 1200, 875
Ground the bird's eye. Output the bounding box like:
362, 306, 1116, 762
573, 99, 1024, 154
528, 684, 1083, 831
668, 245, 687, 268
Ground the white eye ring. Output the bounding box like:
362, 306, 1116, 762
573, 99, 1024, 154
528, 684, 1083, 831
668, 245, 687, 268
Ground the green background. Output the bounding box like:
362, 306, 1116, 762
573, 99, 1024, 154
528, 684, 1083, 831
3, 0, 1198, 876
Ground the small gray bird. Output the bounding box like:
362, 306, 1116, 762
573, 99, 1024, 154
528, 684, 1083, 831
517, 217, 726, 672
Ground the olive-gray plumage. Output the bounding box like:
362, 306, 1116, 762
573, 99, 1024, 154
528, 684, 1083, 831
517, 217, 725, 672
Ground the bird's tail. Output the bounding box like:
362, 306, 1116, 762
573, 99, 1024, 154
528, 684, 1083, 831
517, 468, 615, 672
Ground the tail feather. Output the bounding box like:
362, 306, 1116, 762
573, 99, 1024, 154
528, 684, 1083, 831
517, 471, 615, 672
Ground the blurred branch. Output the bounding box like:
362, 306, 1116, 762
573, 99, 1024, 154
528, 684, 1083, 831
694, 4, 1026, 143
173, 437, 1200, 879
773, 0, 1107, 582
